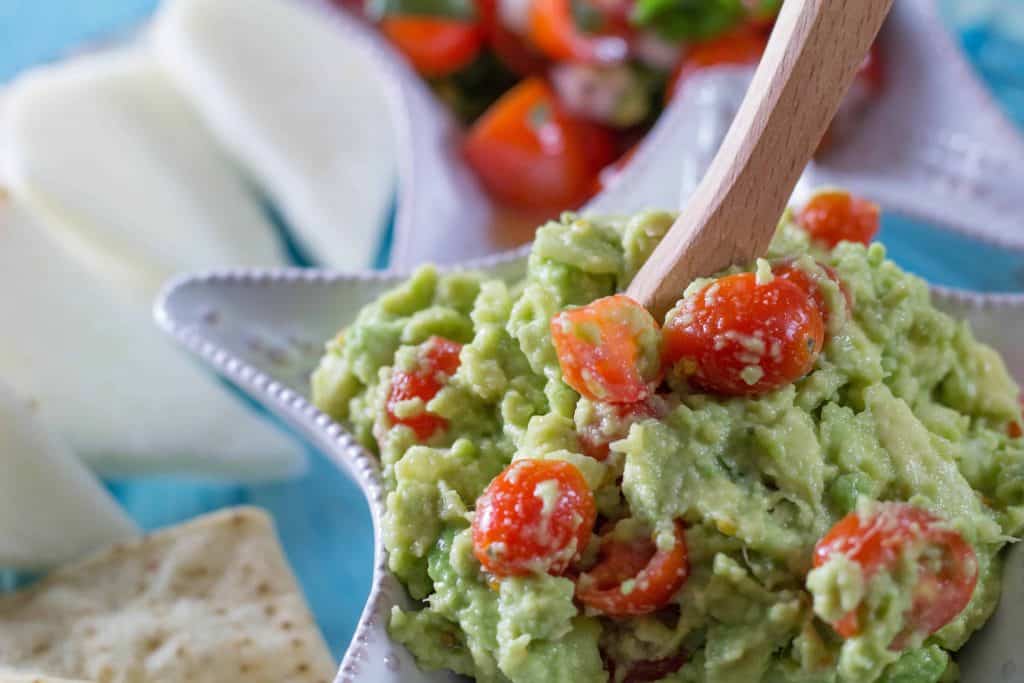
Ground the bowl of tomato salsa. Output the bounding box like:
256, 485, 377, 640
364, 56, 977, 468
331, 0, 881, 224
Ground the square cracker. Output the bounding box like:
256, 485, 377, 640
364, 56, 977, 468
0, 507, 335, 682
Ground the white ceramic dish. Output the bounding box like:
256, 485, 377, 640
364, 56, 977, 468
155, 1, 1024, 681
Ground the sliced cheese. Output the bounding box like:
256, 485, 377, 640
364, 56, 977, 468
0, 203, 304, 481
154, 0, 396, 269
3, 49, 286, 302
0, 380, 138, 570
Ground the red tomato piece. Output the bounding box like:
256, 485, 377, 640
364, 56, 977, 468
666, 25, 768, 101
379, 17, 484, 78
662, 273, 825, 396
475, 0, 547, 75
772, 258, 853, 320
528, 0, 630, 64
463, 77, 617, 211
551, 294, 663, 403
577, 521, 689, 616
385, 336, 462, 440
473, 459, 597, 577
798, 190, 881, 248
813, 503, 979, 646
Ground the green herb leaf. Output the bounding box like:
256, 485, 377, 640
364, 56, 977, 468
630, 0, 745, 42
570, 0, 607, 35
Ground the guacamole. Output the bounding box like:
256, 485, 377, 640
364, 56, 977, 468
312, 206, 1024, 683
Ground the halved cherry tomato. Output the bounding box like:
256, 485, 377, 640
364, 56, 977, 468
662, 273, 824, 396
386, 336, 462, 440
772, 258, 852, 321
666, 25, 768, 100
813, 503, 978, 645
379, 17, 484, 78
464, 77, 617, 211
528, 0, 630, 64
577, 520, 688, 616
473, 458, 596, 577
577, 395, 668, 461
476, 0, 547, 75
798, 190, 881, 248
551, 294, 663, 403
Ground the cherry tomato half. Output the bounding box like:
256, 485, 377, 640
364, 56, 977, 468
576, 520, 689, 616
666, 25, 768, 101
814, 503, 979, 646
379, 17, 484, 78
473, 458, 597, 577
551, 294, 663, 403
772, 258, 852, 322
528, 0, 630, 65
663, 273, 824, 396
386, 336, 462, 440
463, 77, 617, 211
797, 190, 881, 248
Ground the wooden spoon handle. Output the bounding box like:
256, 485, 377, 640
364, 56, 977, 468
626, 0, 894, 319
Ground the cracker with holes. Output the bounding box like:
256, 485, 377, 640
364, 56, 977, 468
0, 508, 334, 683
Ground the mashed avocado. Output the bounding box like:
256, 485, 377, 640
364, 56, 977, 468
313, 209, 1024, 683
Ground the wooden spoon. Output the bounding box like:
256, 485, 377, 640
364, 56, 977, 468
626, 0, 894, 319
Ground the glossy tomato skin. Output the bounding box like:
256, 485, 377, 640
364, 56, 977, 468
662, 273, 825, 396
666, 25, 768, 100
463, 77, 617, 211
386, 336, 463, 440
798, 190, 881, 248
379, 17, 485, 78
772, 258, 852, 321
576, 520, 688, 616
473, 459, 596, 577
813, 503, 979, 644
527, 0, 630, 65
551, 294, 663, 403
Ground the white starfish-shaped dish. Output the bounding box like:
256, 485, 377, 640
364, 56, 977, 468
157, 1, 1024, 680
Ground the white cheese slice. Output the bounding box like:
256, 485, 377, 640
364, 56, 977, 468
153, 0, 396, 269
0, 203, 305, 481
2, 49, 286, 302
0, 379, 138, 571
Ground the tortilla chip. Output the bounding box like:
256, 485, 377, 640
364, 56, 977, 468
0, 508, 335, 683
